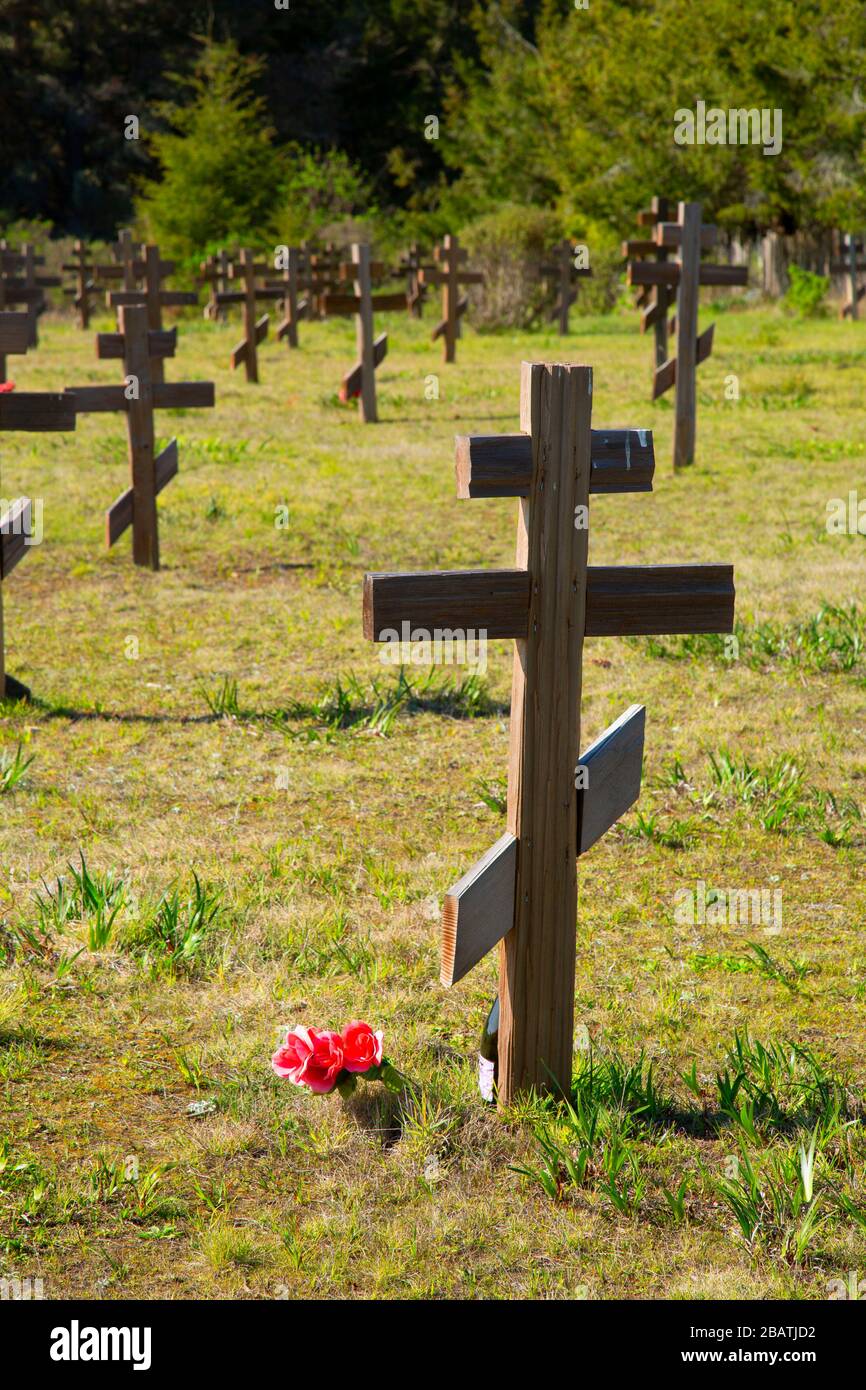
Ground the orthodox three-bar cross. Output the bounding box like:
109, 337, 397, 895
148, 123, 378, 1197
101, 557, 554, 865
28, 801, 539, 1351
107, 245, 199, 385
62, 240, 124, 329
265, 248, 310, 349
216, 249, 283, 384
0, 243, 60, 348
623, 195, 674, 367
0, 388, 77, 698
200, 249, 233, 323
831, 233, 866, 320
627, 201, 747, 469
419, 235, 484, 363
540, 240, 592, 336
64, 305, 215, 569
398, 243, 435, 319
363, 361, 735, 1105
322, 244, 407, 422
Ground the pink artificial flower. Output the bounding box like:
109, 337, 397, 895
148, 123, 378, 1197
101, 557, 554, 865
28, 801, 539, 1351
0, 382, 15, 393
341, 1020, 384, 1073
272, 1026, 345, 1094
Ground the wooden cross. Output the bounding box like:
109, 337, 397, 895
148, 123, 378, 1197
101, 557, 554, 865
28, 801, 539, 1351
112, 229, 144, 291
301, 243, 343, 319
0, 310, 31, 384
540, 240, 592, 336
0, 388, 77, 698
831, 233, 866, 319
418, 235, 484, 363
624, 196, 675, 367
107, 245, 199, 385
363, 361, 735, 1104
64, 305, 215, 569
62, 241, 123, 328
321, 244, 407, 422
199, 249, 233, 322
214, 248, 283, 384
0, 243, 61, 347
265, 248, 310, 349
398, 243, 435, 319
627, 202, 748, 469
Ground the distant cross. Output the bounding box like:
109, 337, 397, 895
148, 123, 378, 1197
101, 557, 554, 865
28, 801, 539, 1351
398, 243, 435, 319
0, 389, 77, 698
62, 240, 124, 329
0, 243, 60, 347
831, 233, 866, 319
540, 240, 592, 336
112, 229, 144, 291
321, 244, 407, 422
266, 247, 309, 349
107, 244, 199, 385
363, 361, 735, 1104
627, 201, 748, 468
419, 234, 484, 363
199, 249, 233, 322
624, 195, 674, 366
216, 248, 283, 384
64, 305, 215, 569
0, 310, 31, 384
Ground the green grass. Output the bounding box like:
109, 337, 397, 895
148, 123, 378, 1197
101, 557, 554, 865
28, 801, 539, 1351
1, 302, 866, 1299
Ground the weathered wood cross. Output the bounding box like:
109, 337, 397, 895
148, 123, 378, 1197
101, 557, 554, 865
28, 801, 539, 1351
398, 243, 435, 319
419, 235, 484, 363
265, 247, 310, 349
623, 195, 675, 367
0, 243, 61, 347
199, 249, 233, 322
540, 240, 592, 336
62, 240, 124, 329
111, 229, 144, 291
0, 388, 77, 698
363, 361, 735, 1105
831, 233, 866, 320
64, 305, 215, 569
216, 248, 283, 384
627, 201, 748, 468
107, 245, 199, 385
322, 244, 407, 422
0, 310, 31, 384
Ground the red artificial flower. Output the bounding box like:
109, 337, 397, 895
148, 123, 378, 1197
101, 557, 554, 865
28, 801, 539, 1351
272, 1025, 345, 1094
341, 1020, 384, 1073
0, 382, 16, 393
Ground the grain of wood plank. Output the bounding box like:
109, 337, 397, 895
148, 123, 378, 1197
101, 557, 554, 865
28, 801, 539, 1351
440, 833, 517, 987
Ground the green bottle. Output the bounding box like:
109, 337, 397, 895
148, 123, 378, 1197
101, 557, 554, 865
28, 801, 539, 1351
478, 995, 499, 1102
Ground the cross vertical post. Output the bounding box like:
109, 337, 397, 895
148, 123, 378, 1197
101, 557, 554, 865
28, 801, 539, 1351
419, 235, 484, 364
499, 363, 592, 1098
0, 311, 30, 383
673, 202, 701, 469
271, 247, 307, 348
353, 244, 377, 423
143, 245, 166, 384
120, 304, 158, 569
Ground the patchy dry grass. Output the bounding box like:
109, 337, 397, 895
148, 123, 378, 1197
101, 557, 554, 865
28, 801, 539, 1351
1, 299, 866, 1299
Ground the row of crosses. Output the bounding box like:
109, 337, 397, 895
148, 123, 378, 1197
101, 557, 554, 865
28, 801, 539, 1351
626, 201, 748, 468
363, 360, 735, 1104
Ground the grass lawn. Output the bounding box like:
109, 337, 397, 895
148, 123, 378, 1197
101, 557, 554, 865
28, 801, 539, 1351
1, 297, 866, 1300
